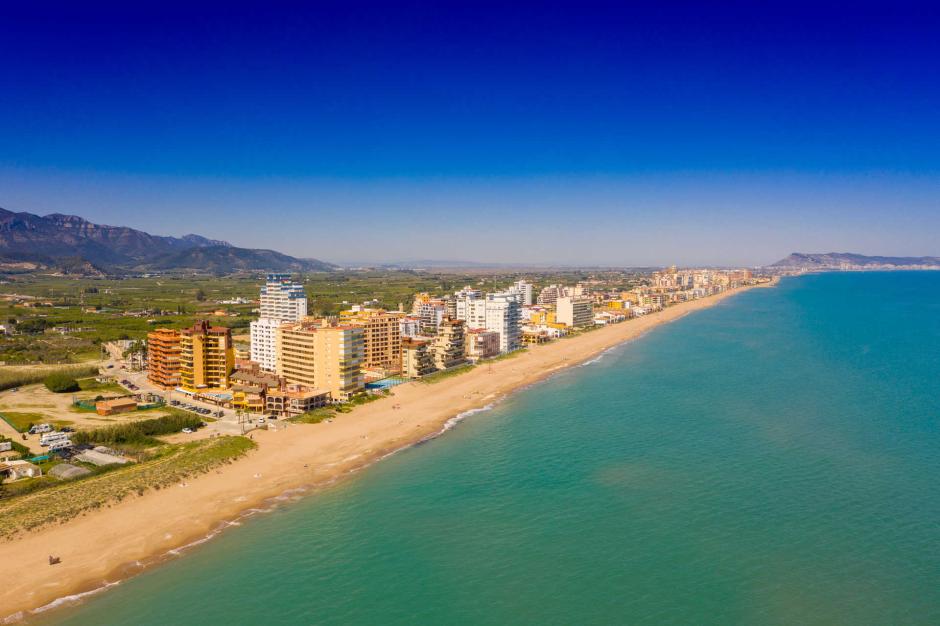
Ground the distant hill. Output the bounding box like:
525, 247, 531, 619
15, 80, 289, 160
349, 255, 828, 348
0, 207, 335, 274
147, 245, 333, 273
772, 252, 940, 269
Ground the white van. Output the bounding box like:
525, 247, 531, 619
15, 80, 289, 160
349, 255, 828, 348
40, 431, 70, 447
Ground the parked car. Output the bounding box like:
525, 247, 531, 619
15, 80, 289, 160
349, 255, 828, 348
181, 428, 193, 434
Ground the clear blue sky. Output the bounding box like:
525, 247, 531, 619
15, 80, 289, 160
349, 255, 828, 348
2, 1, 938, 266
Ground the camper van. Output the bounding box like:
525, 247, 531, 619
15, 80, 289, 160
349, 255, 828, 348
29, 423, 53, 435
40, 431, 70, 447
48, 439, 73, 452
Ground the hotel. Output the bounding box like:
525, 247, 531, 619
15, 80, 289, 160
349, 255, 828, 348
276, 319, 365, 402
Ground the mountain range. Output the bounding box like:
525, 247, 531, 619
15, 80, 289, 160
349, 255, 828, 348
771, 252, 940, 269
0, 208, 335, 274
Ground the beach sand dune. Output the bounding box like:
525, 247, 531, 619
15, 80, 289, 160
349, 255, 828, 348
0, 283, 771, 619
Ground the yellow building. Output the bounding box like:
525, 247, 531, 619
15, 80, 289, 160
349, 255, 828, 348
276, 319, 364, 402
180, 321, 234, 392
340, 308, 403, 374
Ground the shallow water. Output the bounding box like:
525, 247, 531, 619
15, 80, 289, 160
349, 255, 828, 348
41, 272, 940, 625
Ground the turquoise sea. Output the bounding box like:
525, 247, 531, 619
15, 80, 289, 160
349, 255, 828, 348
41, 272, 940, 625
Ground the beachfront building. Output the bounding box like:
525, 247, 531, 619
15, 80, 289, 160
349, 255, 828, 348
147, 328, 182, 389
465, 328, 500, 361
230, 368, 281, 414
265, 386, 330, 418
430, 318, 466, 370
250, 273, 307, 371
484, 291, 522, 353
401, 337, 435, 378
276, 319, 364, 402
341, 307, 404, 374
556, 296, 594, 328
180, 321, 235, 392
459, 291, 522, 354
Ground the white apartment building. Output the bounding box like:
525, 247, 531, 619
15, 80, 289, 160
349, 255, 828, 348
556, 296, 594, 328
400, 316, 422, 339
509, 280, 534, 306
259, 273, 308, 319
484, 291, 522, 353
454, 287, 482, 321
537, 284, 566, 305
250, 273, 308, 371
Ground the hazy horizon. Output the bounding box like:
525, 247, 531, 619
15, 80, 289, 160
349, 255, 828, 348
2, 3, 938, 267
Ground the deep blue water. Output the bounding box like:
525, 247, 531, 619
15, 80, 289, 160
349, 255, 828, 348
42, 272, 940, 625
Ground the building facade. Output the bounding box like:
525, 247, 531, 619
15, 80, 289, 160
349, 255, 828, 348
276, 319, 365, 401
484, 291, 522, 353
250, 273, 308, 371
509, 280, 534, 306
430, 318, 466, 370
147, 328, 182, 389
180, 321, 235, 392
555, 296, 594, 328
341, 308, 403, 374
401, 337, 435, 378
465, 329, 500, 361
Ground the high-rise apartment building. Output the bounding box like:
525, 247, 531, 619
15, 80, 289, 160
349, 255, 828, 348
180, 321, 235, 392
555, 296, 594, 328
276, 319, 364, 401
258, 273, 308, 319
430, 318, 466, 370
250, 273, 307, 371
401, 337, 435, 378
147, 328, 182, 389
341, 308, 404, 373
509, 280, 534, 306
484, 291, 522, 353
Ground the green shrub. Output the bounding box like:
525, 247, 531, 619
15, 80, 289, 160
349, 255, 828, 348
72, 413, 203, 447
43, 372, 80, 393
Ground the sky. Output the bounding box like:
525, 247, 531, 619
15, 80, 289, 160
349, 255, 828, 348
1, 1, 938, 267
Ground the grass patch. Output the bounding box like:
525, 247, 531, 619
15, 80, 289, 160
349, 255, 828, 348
0, 411, 73, 433
419, 363, 475, 384
481, 347, 527, 363
288, 391, 388, 422
77, 377, 126, 394
289, 407, 335, 424
0, 436, 256, 537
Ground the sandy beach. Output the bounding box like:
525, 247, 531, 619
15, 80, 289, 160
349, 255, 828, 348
0, 282, 772, 620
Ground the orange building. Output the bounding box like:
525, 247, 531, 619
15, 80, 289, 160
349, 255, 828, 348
147, 328, 182, 389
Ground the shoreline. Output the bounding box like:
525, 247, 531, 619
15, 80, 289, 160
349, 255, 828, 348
0, 281, 775, 621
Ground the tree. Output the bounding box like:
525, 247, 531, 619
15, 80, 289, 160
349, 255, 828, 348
43, 372, 80, 393
195, 289, 207, 302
